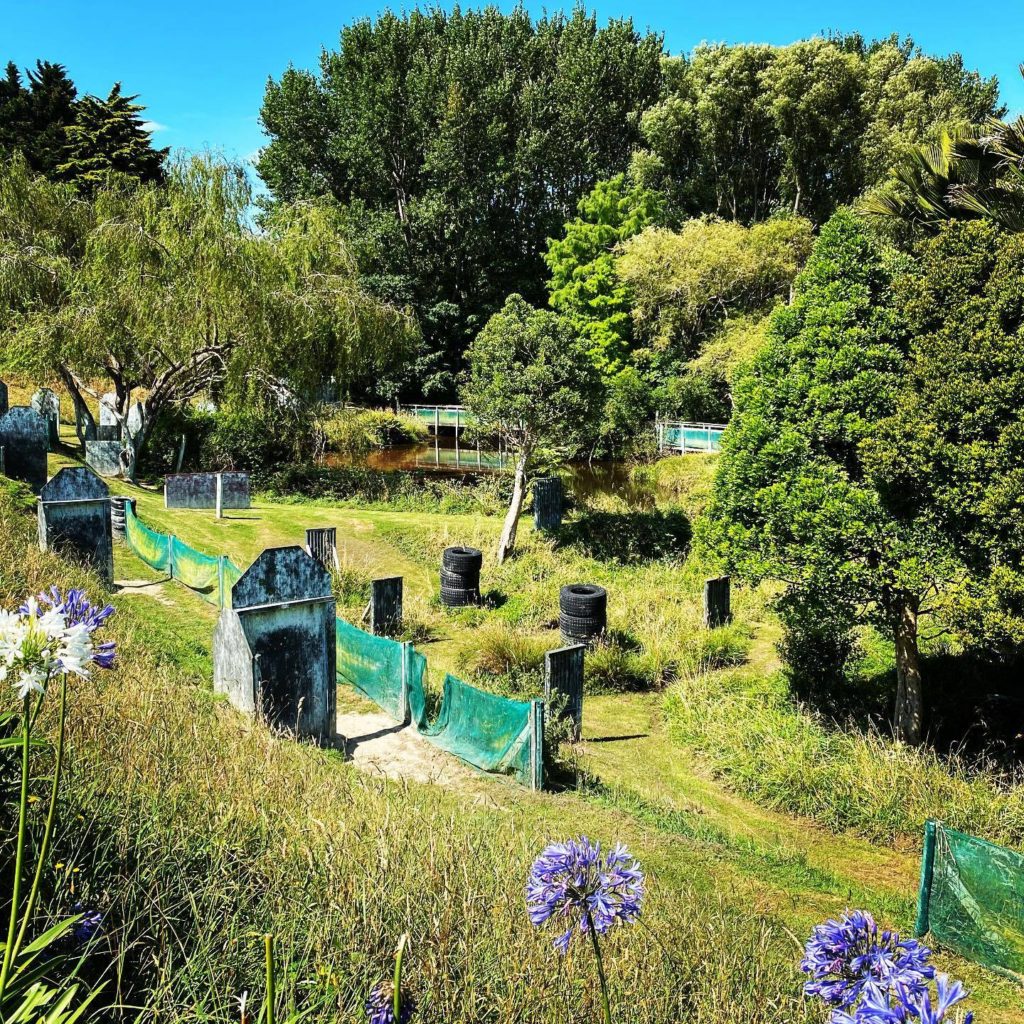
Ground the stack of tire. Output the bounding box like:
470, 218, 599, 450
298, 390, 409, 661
440, 546, 483, 607
559, 584, 607, 646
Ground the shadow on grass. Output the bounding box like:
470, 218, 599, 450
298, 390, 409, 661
793, 650, 1024, 766
556, 508, 691, 564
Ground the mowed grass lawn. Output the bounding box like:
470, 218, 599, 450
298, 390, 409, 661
38, 450, 1023, 1020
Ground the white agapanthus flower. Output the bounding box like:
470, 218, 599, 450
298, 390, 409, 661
0, 596, 95, 701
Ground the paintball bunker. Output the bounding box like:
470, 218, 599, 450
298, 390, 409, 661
213, 546, 336, 742
37, 467, 113, 583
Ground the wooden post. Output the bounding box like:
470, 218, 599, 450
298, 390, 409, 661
703, 575, 732, 628
370, 576, 403, 637
544, 644, 584, 741
305, 527, 339, 571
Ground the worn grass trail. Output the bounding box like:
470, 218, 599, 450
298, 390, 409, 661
78, 467, 1023, 1020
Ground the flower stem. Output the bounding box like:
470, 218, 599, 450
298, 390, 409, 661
393, 932, 408, 1023
585, 912, 612, 1024
0, 697, 32, 1001
13, 675, 68, 964
264, 934, 275, 1024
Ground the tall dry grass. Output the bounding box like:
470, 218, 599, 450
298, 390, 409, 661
0, 479, 821, 1023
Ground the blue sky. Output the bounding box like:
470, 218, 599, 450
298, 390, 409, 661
6, 0, 1024, 170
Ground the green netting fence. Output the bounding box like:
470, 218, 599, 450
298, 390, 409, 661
915, 820, 1024, 981
124, 504, 543, 788
336, 616, 542, 788
125, 503, 245, 608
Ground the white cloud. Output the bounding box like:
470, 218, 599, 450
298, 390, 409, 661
142, 120, 169, 134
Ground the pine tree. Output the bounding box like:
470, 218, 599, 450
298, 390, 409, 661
59, 83, 167, 188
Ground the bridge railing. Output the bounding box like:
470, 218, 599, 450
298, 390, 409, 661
656, 419, 726, 454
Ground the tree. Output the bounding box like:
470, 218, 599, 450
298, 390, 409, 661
544, 171, 665, 379
0, 154, 415, 478
462, 295, 603, 563
0, 61, 77, 176
0, 60, 166, 187
639, 36, 1000, 227
258, 7, 664, 396
615, 217, 812, 364
865, 222, 1024, 662
704, 211, 953, 743
862, 68, 1024, 233
58, 83, 167, 188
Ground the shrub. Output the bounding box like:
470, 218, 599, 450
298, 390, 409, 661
256, 464, 512, 515
322, 408, 427, 455
200, 409, 314, 472
139, 404, 216, 476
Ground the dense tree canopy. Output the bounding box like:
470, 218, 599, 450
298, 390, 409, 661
258, 7, 665, 396
463, 294, 602, 562
0, 59, 166, 187
0, 154, 414, 477
544, 171, 665, 380
705, 211, 950, 741
639, 37, 1000, 226
867, 222, 1024, 658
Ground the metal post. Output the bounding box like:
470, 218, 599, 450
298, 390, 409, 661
915, 820, 938, 937
529, 699, 545, 791
400, 641, 413, 726
455, 407, 460, 463
218, 555, 226, 609
215, 473, 223, 519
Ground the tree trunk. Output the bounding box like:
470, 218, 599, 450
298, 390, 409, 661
119, 402, 150, 483
57, 367, 95, 449
893, 597, 924, 744
496, 453, 528, 565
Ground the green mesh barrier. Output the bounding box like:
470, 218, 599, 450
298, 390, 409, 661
222, 560, 244, 608
125, 503, 170, 572
123, 506, 543, 787
916, 820, 1024, 980
335, 616, 410, 721
170, 536, 221, 605
410, 673, 541, 788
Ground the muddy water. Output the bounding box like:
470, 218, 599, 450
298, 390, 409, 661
323, 437, 654, 505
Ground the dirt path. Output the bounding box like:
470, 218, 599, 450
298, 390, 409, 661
337, 709, 480, 788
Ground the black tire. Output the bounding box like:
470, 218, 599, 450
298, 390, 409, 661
559, 584, 607, 617
441, 585, 480, 607
440, 566, 479, 588
559, 612, 605, 638
443, 546, 483, 572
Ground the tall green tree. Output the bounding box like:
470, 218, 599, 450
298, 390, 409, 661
258, 6, 664, 396
59, 84, 167, 188
0, 154, 414, 477
705, 211, 954, 742
544, 171, 665, 379
462, 295, 602, 563
615, 216, 812, 367
866, 221, 1024, 660
640, 36, 1000, 227
0, 60, 166, 187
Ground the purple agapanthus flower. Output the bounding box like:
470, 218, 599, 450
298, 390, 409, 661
28, 587, 116, 668
801, 910, 934, 1010
72, 903, 103, 945
526, 836, 644, 954
842, 973, 973, 1024
365, 981, 414, 1024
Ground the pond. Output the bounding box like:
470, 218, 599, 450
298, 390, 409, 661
323, 436, 657, 506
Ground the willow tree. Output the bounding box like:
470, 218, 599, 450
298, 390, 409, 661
0, 153, 415, 477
